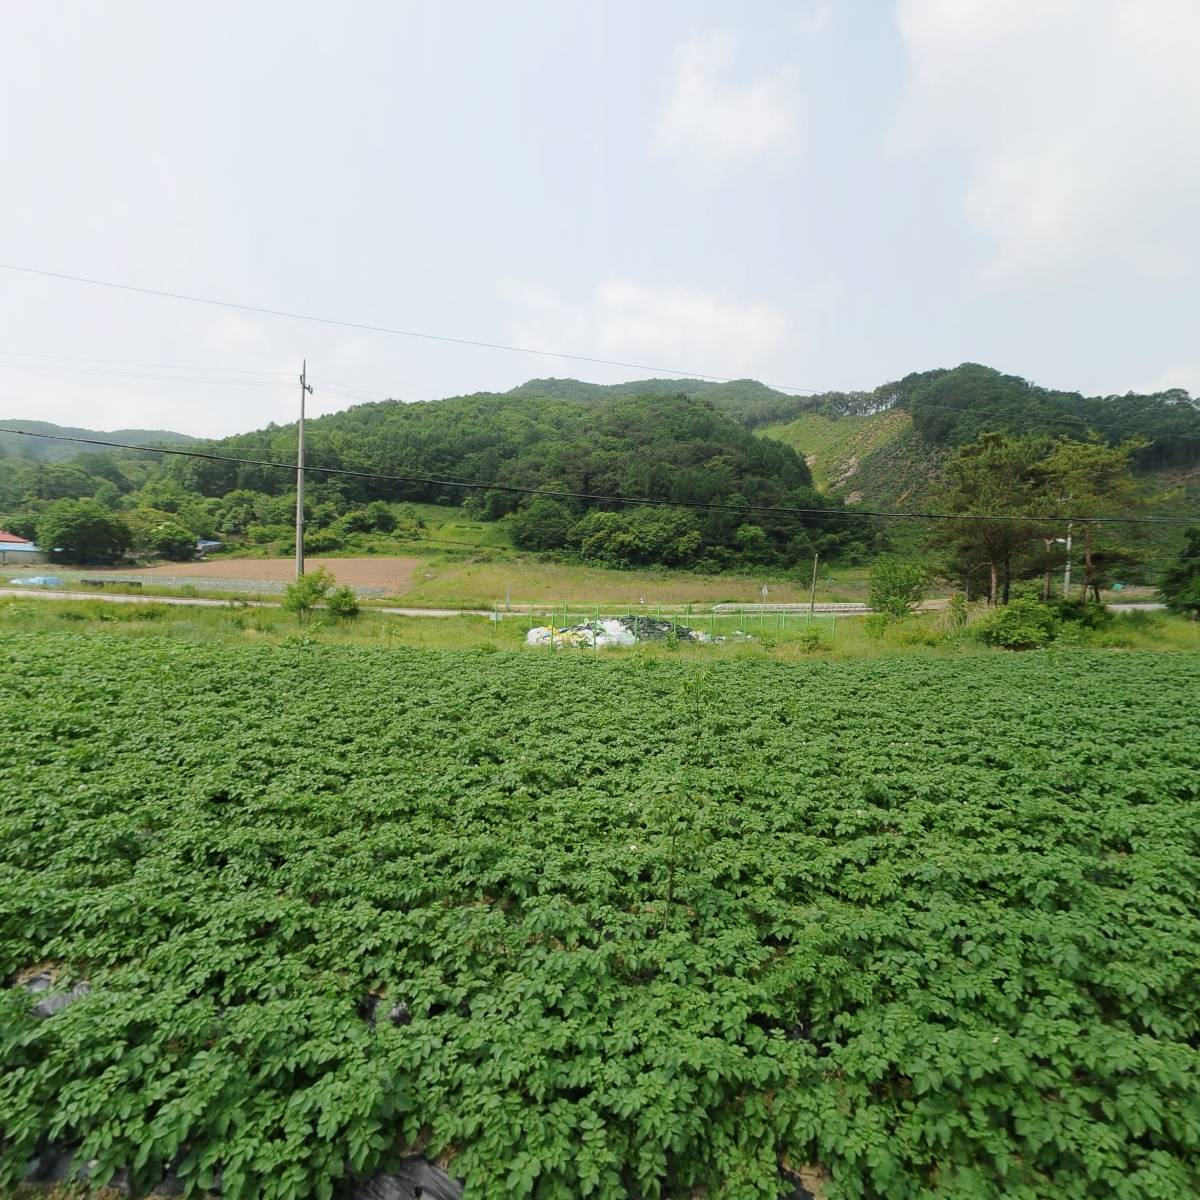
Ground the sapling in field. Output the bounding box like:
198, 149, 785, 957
282, 567, 334, 623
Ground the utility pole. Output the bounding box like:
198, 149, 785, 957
808, 552, 820, 619
295, 360, 313, 579
1062, 524, 1072, 597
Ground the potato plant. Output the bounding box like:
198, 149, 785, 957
1, 634, 1199, 1198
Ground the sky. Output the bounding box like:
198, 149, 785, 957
1, 0, 1197, 437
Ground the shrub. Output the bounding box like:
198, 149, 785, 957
247, 524, 291, 545
1091, 629, 1136, 650
868, 557, 926, 619
794, 626, 826, 653
975, 597, 1058, 650
892, 623, 942, 646
304, 529, 344, 554
946, 593, 969, 628
1054, 598, 1113, 629
326, 585, 361, 620
282, 568, 334, 623
864, 613, 891, 640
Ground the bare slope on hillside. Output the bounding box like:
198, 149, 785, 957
759, 408, 947, 507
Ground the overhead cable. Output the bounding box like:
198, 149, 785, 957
1, 424, 1193, 527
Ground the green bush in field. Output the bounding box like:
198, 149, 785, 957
975, 596, 1058, 649
867, 557, 926, 620
326, 585, 361, 620
793, 626, 825, 652
863, 611, 891, 639
282, 567, 334, 623
1054, 597, 1113, 629
303, 528, 345, 554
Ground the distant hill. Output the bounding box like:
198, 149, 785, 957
506, 376, 799, 424
0, 419, 196, 463
753, 363, 1200, 509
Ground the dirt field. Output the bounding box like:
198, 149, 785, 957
128, 556, 422, 590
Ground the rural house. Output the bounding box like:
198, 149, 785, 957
0, 531, 48, 565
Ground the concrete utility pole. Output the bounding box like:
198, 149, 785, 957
295, 360, 313, 579
1062, 524, 1072, 597
808, 552, 820, 618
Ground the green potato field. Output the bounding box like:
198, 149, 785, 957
2, 632, 1199, 1198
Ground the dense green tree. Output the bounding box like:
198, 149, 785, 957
868, 557, 927, 619
92, 480, 123, 511
37, 499, 132, 564
931, 433, 1046, 604
134, 478, 194, 513
573, 507, 703, 568
1159, 528, 1200, 617
26, 463, 96, 502
1040, 437, 1144, 601
510, 499, 575, 551
733, 524, 772, 563
148, 521, 197, 561
899, 363, 1200, 470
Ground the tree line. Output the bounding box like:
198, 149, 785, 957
929, 431, 1148, 604
0, 392, 867, 570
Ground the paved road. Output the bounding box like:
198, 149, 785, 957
0, 588, 490, 618
1, 587, 1169, 619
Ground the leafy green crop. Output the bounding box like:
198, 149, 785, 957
2, 634, 1199, 1198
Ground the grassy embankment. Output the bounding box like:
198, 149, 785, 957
2, 594, 1194, 662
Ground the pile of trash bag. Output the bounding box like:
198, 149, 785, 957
526, 615, 716, 647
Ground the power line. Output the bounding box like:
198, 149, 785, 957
4, 262, 1195, 451
3, 264, 1196, 445
0, 424, 1193, 527
308, 376, 394, 401
0, 262, 829, 396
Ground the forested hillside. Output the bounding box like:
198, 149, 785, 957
2, 362, 1196, 574
0, 419, 195, 462
0, 391, 860, 571
760, 362, 1200, 507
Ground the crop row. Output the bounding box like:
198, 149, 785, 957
1, 634, 1199, 1198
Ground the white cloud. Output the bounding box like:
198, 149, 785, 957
504, 280, 790, 378
657, 31, 798, 166
894, 0, 1200, 283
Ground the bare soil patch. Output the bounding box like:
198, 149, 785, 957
127, 556, 422, 591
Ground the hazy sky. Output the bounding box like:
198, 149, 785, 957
2, 1, 1197, 437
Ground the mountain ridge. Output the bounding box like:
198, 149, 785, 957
0, 419, 196, 463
